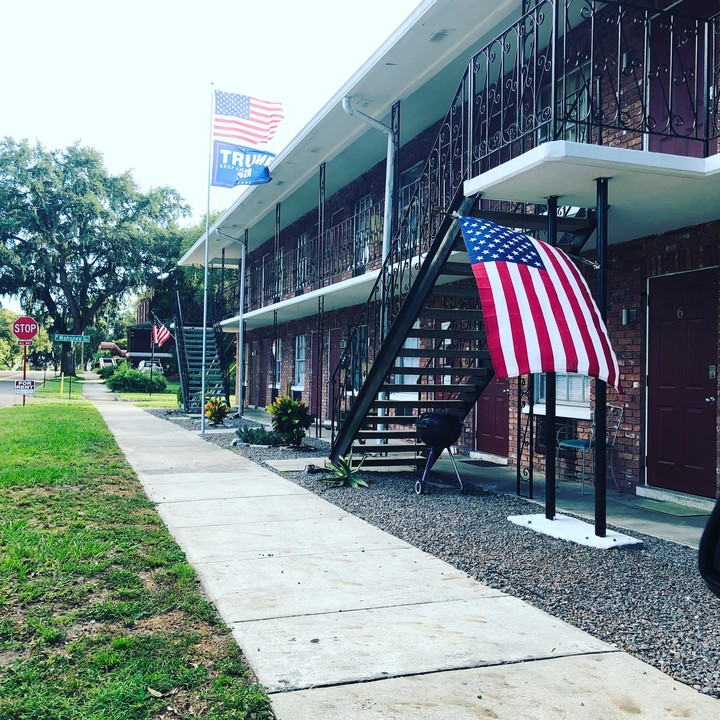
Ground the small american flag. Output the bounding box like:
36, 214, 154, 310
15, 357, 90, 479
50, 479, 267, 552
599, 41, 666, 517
152, 319, 171, 348
212, 90, 284, 145
458, 216, 621, 391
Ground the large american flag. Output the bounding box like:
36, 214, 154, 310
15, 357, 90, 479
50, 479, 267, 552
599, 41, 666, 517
212, 90, 284, 145
458, 215, 621, 390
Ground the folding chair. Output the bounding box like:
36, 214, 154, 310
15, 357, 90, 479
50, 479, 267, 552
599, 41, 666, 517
556, 404, 623, 493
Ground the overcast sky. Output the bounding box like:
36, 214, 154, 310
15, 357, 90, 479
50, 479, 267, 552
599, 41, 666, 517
1, 0, 422, 225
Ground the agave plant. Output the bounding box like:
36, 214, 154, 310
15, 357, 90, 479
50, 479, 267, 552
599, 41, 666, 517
321, 450, 368, 489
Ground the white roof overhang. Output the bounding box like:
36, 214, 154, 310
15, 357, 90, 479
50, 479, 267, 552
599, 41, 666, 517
179, 0, 518, 267
464, 141, 720, 245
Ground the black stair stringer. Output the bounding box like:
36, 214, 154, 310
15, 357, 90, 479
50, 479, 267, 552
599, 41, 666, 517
329, 194, 477, 464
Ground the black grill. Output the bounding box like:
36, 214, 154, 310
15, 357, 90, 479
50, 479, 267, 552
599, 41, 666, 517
415, 412, 465, 495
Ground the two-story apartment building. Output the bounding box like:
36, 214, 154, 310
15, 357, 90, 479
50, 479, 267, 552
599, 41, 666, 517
179, 0, 720, 504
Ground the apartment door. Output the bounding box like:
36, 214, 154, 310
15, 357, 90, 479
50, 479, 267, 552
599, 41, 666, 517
475, 376, 509, 457
647, 268, 718, 498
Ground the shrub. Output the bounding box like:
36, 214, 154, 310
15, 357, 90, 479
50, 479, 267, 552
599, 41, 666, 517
97, 365, 117, 379
204, 397, 230, 425
235, 426, 284, 446
106, 363, 168, 393
321, 451, 368, 488
265, 395, 315, 447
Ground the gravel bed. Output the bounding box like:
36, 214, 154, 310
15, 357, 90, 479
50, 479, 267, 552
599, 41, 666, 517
149, 408, 720, 699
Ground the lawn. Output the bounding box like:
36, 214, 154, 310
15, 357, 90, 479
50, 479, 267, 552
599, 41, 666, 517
0, 403, 273, 719
34, 375, 86, 401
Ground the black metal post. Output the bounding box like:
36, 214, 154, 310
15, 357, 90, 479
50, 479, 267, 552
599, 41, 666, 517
595, 177, 609, 537
545, 195, 558, 520
315, 295, 324, 438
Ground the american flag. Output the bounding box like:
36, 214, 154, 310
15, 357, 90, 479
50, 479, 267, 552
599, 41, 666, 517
457, 216, 621, 391
212, 90, 284, 145
152, 318, 171, 348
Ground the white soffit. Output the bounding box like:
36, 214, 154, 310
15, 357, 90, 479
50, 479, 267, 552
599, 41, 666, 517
464, 141, 720, 244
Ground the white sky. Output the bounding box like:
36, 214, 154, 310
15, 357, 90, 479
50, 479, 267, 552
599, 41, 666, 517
1, 0, 422, 226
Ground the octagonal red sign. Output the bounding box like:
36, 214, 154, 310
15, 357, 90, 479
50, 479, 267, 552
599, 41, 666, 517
12, 316, 39, 342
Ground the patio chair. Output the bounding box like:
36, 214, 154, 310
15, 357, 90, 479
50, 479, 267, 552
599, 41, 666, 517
556, 404, 623, 493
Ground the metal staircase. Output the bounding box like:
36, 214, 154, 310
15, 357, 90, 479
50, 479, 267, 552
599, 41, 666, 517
174, 295, 231, 414
328, 28, 597, 471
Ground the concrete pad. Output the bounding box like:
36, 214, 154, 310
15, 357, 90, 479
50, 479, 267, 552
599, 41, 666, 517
508, 513, 645, 549
140, 472, 307, 500
156, 492, 347, 527
264, 457, 329, 472
170, 515, 411, 564
270, 652, 719, 719
195, 547, 502, 622
231, 595, 612, 692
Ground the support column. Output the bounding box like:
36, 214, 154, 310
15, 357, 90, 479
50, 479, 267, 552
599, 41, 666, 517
545, 196, 558, 521
595, 177, 610, 537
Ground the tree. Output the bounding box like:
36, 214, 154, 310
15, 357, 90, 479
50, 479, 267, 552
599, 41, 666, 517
0, 138, 189, 374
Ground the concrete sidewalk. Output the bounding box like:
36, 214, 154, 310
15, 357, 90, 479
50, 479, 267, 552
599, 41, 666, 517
87, 392, 718, 719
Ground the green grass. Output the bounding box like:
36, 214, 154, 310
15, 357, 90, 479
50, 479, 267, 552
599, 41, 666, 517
34, 376, 86, 401
114, 381, 180, 408
0, 403, 273, 719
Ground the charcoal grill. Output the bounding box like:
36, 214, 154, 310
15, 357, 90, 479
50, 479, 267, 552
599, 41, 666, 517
415, 412, 465, 495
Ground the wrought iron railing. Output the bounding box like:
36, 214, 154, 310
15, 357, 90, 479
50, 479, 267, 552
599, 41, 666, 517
329, 0, 719, 446
471, 0, 720, 174
329, 63, 473, 441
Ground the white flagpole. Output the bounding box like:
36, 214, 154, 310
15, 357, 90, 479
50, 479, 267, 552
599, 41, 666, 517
200, 84, 214, 435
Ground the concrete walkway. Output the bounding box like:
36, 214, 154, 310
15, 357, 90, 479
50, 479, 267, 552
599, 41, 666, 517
83, 385, 718, 718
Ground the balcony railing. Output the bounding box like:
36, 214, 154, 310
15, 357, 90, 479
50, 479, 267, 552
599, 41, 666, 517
216, 0, 719, 322
471, 0, 720, 173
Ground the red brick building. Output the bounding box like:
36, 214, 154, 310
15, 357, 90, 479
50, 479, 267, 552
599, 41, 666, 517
180, 0, 720, 504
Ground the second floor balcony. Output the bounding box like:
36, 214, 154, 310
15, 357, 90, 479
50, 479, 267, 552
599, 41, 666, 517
215, 0, 720, 322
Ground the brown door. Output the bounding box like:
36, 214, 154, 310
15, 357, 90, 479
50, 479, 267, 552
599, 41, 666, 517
475, 376, 509, 457
647, 268, 718, 498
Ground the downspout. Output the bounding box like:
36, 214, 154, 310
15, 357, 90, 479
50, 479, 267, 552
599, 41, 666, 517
342, 97, 395, 262
216, 229, 246, 415
342, 97, 396, 437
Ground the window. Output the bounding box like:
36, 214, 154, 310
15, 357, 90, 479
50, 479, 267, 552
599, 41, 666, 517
536, 373, 592, 406
294, 334, 306, 387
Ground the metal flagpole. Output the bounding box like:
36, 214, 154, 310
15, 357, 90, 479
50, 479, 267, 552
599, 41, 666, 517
200, 84, 214, 435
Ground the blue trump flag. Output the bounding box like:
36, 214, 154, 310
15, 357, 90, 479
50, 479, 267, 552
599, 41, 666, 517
211, 141, 275, 188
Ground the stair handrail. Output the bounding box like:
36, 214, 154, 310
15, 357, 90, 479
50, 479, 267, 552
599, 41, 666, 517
174, 290, 192, 412
328, 54, 476, 458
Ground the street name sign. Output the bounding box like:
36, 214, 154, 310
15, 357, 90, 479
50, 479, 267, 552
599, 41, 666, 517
15, 380, 36, 395
53, 334, 90, 343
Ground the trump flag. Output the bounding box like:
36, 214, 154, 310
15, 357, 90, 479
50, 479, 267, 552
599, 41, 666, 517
457, 215, 621, 391
211, 141, 275, 188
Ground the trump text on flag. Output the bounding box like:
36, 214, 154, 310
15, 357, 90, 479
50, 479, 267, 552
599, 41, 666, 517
211, 141, 275, 188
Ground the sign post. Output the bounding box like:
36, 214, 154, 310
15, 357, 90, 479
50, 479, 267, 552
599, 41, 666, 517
12, 316, 39, 406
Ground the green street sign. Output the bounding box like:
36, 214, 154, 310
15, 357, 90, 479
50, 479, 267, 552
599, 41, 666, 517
53, 333, 90, 343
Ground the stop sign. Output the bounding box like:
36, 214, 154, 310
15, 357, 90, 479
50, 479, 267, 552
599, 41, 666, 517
12, 316, 39, 342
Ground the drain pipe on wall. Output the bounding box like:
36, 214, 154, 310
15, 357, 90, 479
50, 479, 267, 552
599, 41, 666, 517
216, 229, 246, 416
342, 97, 395, 263
343, 98, 396, 438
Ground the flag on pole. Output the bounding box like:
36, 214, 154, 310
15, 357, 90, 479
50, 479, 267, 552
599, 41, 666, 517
212, 90, 284, 145
210, 141, 275, 188
152, 318, 171, 348
457, 215, 621, 391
